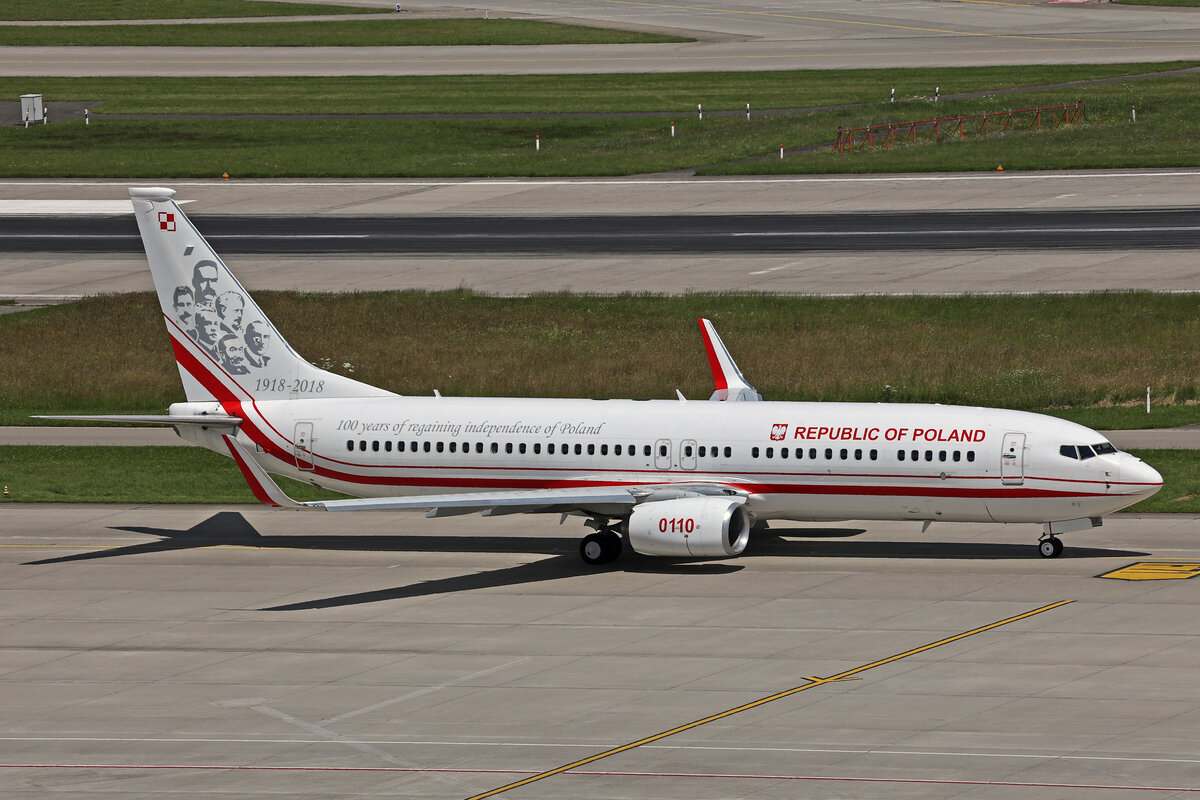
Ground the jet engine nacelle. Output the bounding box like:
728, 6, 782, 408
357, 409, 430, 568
627, 497, 751, 558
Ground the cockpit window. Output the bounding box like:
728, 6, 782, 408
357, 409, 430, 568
1093, 442, 1117, 455
1059, 445, 1077, 459
1077, 445, 1095, 460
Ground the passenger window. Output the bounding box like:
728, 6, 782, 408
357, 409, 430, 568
548, 443, 556, 454
385, 441, 392, 452
684, 445, 693, 457
614, 444, 622, 456
506, 443, 513, 454
952, 450, 960, 462
1059, 445, 1077, 459
780, 447, 789, 458
601, 444, 608, 456
938, 450, 946, 462
924, 450, 932, 461
825, 448, 833, 460
967, 451, 975, 462
534, 443, 541, 454
644, 445, 652, 457
855, 448, 862, 460
752, 447, 760, 458
519, 443, 527, 454
573, 444, 581, 455
449, 442, 457, 453
658, 444, 667, 457
588, 444, 595, 455
359, 440, 367, 452
910, 449, 918, 461
346, 440, 353, 452
476, 442, 483, 453
424, 441, 432, 453
898, 450, 906, 461
1077, 445, 1095, 460
766, 447, 773, 458
491, 442, 498, 454
724, 446, 732, 458
869, 449, 877, 461
436, 441, 444, 453
808, 448, 816, 459
839, 448, 848, 460
411, 441, 417, 452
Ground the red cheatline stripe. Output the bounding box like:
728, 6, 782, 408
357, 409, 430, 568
697, 319, 727, 392
222, 435, 279, 507
1, 764, 1195, 792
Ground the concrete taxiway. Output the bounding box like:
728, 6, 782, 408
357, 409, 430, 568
4, 0, 1200, 75
2, 504, 1199, 798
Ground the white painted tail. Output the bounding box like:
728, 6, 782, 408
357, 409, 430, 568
129, 187, 393, 404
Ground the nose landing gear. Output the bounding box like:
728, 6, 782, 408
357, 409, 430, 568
1038, 534, 1064, 558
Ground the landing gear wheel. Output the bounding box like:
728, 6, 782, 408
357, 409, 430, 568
599, 530, 623, 562
580, 530, 624, 565
1039, 536, 1064, 558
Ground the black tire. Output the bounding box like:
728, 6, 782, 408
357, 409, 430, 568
600, 530, 623, 562
1039, 537, 1063, 558
580, 533, 608, 565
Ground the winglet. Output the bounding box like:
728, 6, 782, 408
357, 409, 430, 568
222, 434, 312, 510
697, 319, 762, 402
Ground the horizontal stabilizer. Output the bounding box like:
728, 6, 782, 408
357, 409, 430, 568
33, 414, 242, 426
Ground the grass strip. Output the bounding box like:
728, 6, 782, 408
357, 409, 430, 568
0, 0, 379, 21
0, 19, 688, 47
2, 292, 1198, 430
0, 445, 1184, 510
0, 445, 345, 503
2, 69, 1196, 177
0, 64, 1186, 115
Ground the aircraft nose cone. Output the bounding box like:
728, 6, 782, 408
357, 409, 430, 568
1125, 457, 1163, 497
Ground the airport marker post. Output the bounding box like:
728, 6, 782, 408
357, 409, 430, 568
670, 121, 675, 137
698, 102, 702, 121
535, 134, 540, 151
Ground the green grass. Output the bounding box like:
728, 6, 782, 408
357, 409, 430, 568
0, 445, 1189, 510
0, 19, 688, 47
2, 67, 1198, 177
0, 0, 379, 20
0, 64, 1186, 115
3, 292, 1199, 428
1125, 451, 1200, 513
0, 446, 345, 503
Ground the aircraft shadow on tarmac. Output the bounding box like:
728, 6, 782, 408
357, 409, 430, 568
23, 512, 1149, 611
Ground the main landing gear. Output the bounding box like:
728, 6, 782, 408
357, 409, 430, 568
580, 520, 624, 565
1038, 534, 1064, 558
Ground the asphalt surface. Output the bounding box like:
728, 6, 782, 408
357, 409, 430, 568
6, 208, 1200, 255
3, 504, 1200, 798
5, 0, 1200, 75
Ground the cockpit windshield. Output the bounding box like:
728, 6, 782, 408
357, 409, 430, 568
1060, 441, 1118, 460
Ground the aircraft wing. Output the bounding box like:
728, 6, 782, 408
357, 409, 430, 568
223, 435, 742, 516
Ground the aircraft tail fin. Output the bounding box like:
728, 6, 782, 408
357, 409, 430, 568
129, 187, 393, 405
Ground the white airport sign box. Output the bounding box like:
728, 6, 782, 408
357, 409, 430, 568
21, 94, 43, 123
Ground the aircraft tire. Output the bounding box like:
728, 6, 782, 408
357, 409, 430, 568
1039, 537, 1063, 558
600, 530, 623, 562
580, 533, 609, 565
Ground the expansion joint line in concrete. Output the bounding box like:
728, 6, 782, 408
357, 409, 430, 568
465, 599, 1074, 800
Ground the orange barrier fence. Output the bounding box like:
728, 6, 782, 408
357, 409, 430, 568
834, 102, 1084, 154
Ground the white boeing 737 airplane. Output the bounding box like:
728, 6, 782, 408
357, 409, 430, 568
44, 188, 1162, 563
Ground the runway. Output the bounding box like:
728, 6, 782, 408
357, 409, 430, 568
2, 504, 1199, 798
4, 0, 1200, 75
3, 172, 1200, 297
7, 208, 1200, 255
